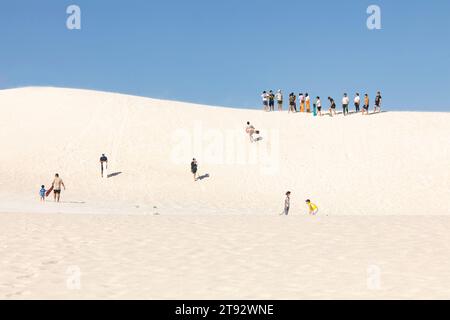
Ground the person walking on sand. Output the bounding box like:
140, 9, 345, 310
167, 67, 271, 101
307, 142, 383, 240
362, 94, 370, 115
261, 91, 269, 111
328, 97, 336, 117
100, 153, 108, 177
39, 185, 46, 202
281, 191, 291, 216
51, 173, 66, 203
306, 199, 318, 215
305, 93, 311, 113
374, 91, 382, 113
354, 93, 361, 113
316, 96, 322, 116
268, 90, 275, 111
191, 158, 198, 181
276, 90, 283, 111
313, 96, 318, 116
342, 93, 350, 116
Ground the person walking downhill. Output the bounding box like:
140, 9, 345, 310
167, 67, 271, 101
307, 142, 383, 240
268, 90, 275, 111
305, 93, 311, 113
374, 91, 382, 113
354, 93, 361, 113
281, 191, 291, 216
362, 94, 370, 115
191, 158, 198, 181
342, 93, 350, 116
276, 90, 283, 111
328, 97, 336, 117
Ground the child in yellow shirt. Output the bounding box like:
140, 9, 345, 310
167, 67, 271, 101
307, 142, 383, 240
305, 199, 318, 215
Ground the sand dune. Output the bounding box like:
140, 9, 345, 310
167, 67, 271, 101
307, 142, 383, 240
0, 87, 449, 216
0, 87, 449, 299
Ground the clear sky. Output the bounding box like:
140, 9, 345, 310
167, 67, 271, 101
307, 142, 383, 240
0, 0, 449, 111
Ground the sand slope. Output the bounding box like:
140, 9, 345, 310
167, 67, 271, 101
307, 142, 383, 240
0, 87, 449, 215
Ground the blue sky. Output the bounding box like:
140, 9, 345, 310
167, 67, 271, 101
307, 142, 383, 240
0, 0, 449, 111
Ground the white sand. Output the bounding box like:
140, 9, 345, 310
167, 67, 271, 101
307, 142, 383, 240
0, 87, 449, 299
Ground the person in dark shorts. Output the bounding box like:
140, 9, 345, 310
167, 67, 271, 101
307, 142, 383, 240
315, 96, 322, 116
354, 93, 361, 113
268, 90, 275, 111
191, 158, 198, 181
328, 97, 336, 117
374, 91, 382, 113
51, 173, 66, 202
100, 154, 108, 177
362, 94, 370, 115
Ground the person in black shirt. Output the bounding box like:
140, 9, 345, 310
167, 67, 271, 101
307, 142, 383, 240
328, 97, 336, 117
100, 154, 108, 177
191, 158, 198, 181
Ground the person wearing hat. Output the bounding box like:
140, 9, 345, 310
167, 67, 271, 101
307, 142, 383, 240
191, 158, 198, 181
276, 90, 283, 111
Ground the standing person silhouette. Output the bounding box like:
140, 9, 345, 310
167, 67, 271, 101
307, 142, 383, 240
100, 154, 108, 177
191, 158, 198, 181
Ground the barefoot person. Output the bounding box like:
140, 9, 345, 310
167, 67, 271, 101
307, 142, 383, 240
374, 91, 382, 113
306, 199, 318, 215
51, 173, 66, 202
39, 185, 46, 202
191, 158, 198, 181
276, 90, 283, 111
362, 94, 370, 115
354, 93, 361, 113
328, 97, 336, 117
100, 153, 108, 177
282, 191, 291, 216
305, 93, 311, 112
245, 121, 258, 142
342, 93, 349, 116
316, 96, 322, 116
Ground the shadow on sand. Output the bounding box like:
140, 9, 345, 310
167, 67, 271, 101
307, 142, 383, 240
107, 172, 123, 178
197, 173, 210, 181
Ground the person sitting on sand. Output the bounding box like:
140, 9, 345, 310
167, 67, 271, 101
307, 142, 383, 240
246, 121, 260, 143
328, 97, 336, 117
306, 199, 318, 215
191, 158, 198, 181
39, 185, 46, 202
51, 173, 66, 203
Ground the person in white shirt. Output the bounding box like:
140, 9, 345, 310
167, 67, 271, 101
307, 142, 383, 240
276, 90, 283, 111
261, 91, 269, 111
305, 93, 311, 112
299, 93, 305, 112
315, 96, 322, 116
342, 93, 350, 116
354, 93, 361, 113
